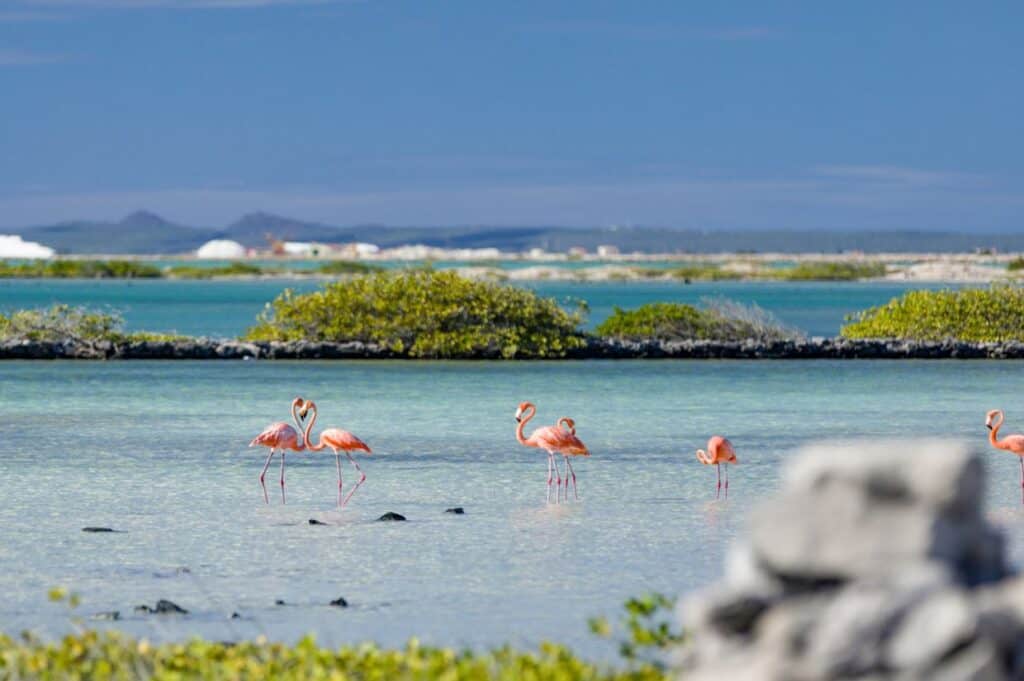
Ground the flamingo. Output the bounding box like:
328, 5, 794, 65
249, 397, 307, 504
556, 417, 588, 500
986, 409, 1024, 504
301, 399, 373, 507
696, 436, 737, 499
515, 402, 589, 503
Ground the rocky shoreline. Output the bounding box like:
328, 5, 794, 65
5, 336, 1024, 360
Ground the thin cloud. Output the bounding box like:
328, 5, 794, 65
814, 165, 981, 187
0, 48, 66, 65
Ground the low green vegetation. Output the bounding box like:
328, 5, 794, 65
768, 261, 887, 281
1007, 257, 1024, 272
0, 305, 183, 344
841, 285, 1024, 341
596, 300, 799, 342
315, 260, 379, 275
0, 590, 677, 680
0, 259, 162, 278
244, 270, 587, 358
164, 262, 265, 278
635, 264, 742, 281
0, 633, 670, 681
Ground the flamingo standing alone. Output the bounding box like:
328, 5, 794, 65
515, 402, 589, 503
249, 397, 307, 504
986, 409, 1024, 504
696, 436, 737, 499
301, 399, 373, 507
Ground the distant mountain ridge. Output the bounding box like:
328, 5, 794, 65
10, 211, 1024, 254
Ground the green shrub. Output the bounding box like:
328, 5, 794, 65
0, 632, 669, 681
165, 262, 266, 279
596, 300, 799, 341
244, 270, 586, 358
0, 305, 186, 344
770, 261, 886, 281
315, 260, 379, 275
841, 286, 1024, 341
0, 260, 162, 278
663, 265, 743, 281
1007, 257, 1024, 272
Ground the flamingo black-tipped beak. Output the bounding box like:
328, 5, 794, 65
987, 424, 993, 430
515, 416, 521, 423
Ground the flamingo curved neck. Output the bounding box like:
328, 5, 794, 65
696, 449, 713, 464
291, 404, 307, 450
516, 406, 536, 446
991, 412, 1006, 449
304, 404, 328, 451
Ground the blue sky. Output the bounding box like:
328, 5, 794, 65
0, 0, 1021, 230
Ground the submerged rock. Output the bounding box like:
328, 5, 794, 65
378, 512, 406, 522
329, 597, 349, 608
677, 439, 1024, 680
136, 599, 188, 615
444, 507, 465, 515
308, 518, 327, 525
91, 611, 120, 621
275, 599, 286, 606
81, 527, 117, 533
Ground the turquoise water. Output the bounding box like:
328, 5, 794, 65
2, 360, 1024, 656
0, 279, 960, 337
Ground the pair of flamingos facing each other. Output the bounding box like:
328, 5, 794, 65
249, 397, 736, 506
249, 397, 371, 506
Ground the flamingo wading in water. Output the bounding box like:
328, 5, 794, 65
301, 399, 373, 507
696, 436, 737, 499
515, 402, 589, 503
986, 409, 1024, 504
249, 397, 307, 504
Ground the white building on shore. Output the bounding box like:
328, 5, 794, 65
196, 239, 246, 259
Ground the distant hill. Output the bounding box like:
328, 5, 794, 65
10, 210, 1024, 254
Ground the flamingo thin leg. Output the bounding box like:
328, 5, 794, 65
546, 453, 555, 503
341, 451, 367, 507
554, 454, 564, 503
259, 449, 275, 504
1019, 457, 1023, 506
565, 457, 579, 500
279, 451, 287, 504
335, 451, 344, 507
716, 463, 721, 499
724, 464, 730, 500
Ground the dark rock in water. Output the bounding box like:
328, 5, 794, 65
329, 597, 349, 608
82, 527, 117, 533
152, 599, 188, 614
134, 605, 153, 614
275, 599, 286, 606
308, 518, 327, 525
378, 512, 407, 521
230, 612, 241, 619
91, 611, 120, 621
445, 507, 465, 515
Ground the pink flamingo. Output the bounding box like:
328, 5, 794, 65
556, 417, 588, 500
986, 409, 1024, 504
249, 397, 307, 504
696, 436, 737, 499
301, 399, 373, 507
515, 402, 590, 503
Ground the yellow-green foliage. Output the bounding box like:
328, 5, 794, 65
244, 270, 586, 358
1007, 257, 1024, 272
0, 260, 162, 278
841, 286, 1024, 341
596, 301, 796, 341
771, 262, 886, 281
0, 632, 669, 681
315, 260, 379, 275
0, 305, 184, 343
164, 262, 265, 278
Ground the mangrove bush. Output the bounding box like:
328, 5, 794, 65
0, 305, 183, 344
596, 299, 799, 342
841, 285, 1024, 342
244, 270, 586, 358
0, 260, 162, 279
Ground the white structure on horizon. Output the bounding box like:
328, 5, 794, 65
0, 234, 55, 259
196, 239, 246, 259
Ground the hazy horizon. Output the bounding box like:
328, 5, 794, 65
2, 2, 1021, 232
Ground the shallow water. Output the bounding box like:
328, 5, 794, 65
0, 278, 961, 337
2, 360, 1023, 658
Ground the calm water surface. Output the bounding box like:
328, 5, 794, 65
0, 279, 963, 337
2, 360, 1024, 657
